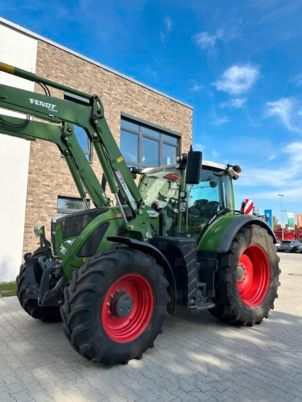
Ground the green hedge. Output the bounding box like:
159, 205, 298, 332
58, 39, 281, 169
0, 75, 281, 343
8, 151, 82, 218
0, 282, 16, 297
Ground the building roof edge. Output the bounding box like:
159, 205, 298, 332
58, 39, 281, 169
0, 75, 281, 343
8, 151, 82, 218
0, 17, 193, 110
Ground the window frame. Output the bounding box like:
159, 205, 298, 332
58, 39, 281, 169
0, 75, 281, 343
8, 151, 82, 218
120, 114, 180, 168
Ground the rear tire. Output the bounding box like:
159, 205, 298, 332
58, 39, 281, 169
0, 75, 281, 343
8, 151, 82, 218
61, 249, 169, 365
16, 252, 61, 322
210, 224, 280, 326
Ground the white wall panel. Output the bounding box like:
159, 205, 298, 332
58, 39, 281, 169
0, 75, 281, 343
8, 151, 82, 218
0, 24, 37, 282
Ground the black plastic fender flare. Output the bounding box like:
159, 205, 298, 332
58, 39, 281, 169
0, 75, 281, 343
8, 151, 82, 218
217, 215, 277, 253
107, 236, 177, 314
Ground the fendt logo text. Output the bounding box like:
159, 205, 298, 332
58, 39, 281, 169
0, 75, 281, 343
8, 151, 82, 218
29, 98, 58, 112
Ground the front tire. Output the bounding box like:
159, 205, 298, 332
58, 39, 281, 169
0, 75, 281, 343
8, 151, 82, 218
61, 249, 169, 365
210, 224, 280, 326
16, 252, 61, 322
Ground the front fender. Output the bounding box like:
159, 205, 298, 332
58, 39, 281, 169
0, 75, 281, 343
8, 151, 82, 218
198, 213, 276, 253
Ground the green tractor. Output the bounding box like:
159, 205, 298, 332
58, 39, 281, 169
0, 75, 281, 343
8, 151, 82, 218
0, 62, 280, 365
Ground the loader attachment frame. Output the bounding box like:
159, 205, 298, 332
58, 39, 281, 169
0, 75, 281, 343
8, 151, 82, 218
0, 62, 144, 221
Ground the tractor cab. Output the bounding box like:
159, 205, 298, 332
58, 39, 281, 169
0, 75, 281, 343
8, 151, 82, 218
139, 160, 235, 238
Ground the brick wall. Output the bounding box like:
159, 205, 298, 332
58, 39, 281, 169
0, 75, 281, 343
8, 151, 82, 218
23, 40, 192, 253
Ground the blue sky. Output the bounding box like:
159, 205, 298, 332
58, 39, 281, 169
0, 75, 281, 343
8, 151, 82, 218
1, 0, 302, 220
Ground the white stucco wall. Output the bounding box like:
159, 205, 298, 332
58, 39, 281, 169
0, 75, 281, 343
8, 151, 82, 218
0, 24, 37, 282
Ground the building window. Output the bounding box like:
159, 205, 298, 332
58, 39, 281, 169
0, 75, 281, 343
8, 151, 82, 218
57, 196, 89, 214
120, 116, 180, 168
74, 125, 92, 163
63, 93, 92, 162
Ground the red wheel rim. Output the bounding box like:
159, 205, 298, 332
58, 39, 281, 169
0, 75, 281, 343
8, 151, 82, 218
101, 274, 154, 343
236, 245, 270, 307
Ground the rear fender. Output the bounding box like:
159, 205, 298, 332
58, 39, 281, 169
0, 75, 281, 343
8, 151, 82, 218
198, 213, 276, 254
108, 236, 177, 314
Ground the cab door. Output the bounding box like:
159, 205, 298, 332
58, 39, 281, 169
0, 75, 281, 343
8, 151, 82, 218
186, 168, 224, 237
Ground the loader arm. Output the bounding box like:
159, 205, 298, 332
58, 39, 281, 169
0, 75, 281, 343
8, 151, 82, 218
0, 114, 109, 207
0, 62, 143, 217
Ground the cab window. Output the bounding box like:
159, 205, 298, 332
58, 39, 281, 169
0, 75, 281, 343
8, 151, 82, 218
187, 169, 223, 236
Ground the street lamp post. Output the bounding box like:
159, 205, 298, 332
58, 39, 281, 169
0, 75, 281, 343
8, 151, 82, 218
278, 193, 285, 240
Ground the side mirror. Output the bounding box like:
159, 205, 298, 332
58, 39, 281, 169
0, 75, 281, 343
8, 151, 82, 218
186, 149, 202, 184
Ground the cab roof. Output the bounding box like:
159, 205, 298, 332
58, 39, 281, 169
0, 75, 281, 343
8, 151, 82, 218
142, 159, 226, 174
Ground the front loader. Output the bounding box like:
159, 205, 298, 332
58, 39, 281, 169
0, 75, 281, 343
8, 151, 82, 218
0, 62, 280, 365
